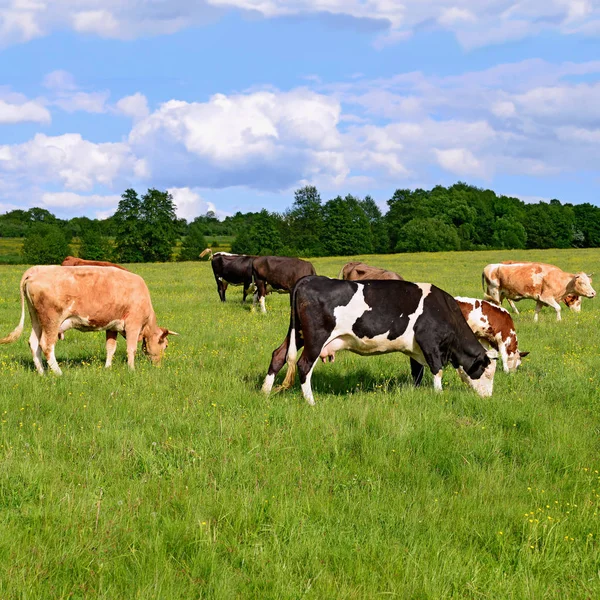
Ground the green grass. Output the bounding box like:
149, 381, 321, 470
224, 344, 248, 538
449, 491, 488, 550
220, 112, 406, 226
1, 249, 600, 598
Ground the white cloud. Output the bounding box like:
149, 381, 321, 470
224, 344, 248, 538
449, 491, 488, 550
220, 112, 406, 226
0, 99, 50, 124
0, 0, 599, 49
0, 133, 147, 191
43, 70, 109, 114
168, 186, 227, 220
115, 93, 150, 120
128, 89, 346, 189
40, 192, 121, 209
434, 148, 484, 177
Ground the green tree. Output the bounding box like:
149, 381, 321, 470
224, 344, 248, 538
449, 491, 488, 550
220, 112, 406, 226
360, 195, 390, 253
79, 225, 112, 260
179, 219, 207, 261
114, 189, 144, 263
323, 195, 372, 256
395, 218, 460, 253
231, 210, 283, 255
22, 224, 70, 264
139, 188, 178, 262
287, 185, 325, 256
491, 217, 527, 249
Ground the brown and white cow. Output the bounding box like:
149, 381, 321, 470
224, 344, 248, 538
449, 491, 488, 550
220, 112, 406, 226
339, 261, 403, 281
0, 266, 177, 374
252, 256, 316, 313
454, 297, 528, 373
61, 256, 128, 270
483, 261, 595, 322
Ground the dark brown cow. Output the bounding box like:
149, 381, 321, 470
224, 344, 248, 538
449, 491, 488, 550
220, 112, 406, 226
252, 256, 316, 313
200, 250, 256, 303
339, 261, 403, 281
61, 256, 128, 270
0, 266, 177, 374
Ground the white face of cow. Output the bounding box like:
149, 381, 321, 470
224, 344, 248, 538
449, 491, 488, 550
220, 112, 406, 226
573, 273, 596, 299
457, 351, 497, 397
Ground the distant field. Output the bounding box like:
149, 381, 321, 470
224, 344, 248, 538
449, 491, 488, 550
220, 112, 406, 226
0, 236, 232, 263
0, 248, 599, 598
0, 237, 25, 264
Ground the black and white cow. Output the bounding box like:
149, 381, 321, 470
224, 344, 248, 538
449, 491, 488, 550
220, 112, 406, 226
262, 276, 497, 404
203, 251, 256, 303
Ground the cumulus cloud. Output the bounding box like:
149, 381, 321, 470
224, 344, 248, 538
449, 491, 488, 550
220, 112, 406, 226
115, 93, 150, 120
2, 59, 600, 214
0, 0, 598, 49
168, 186, 228, 220
40, 192, 121, 209
128, 89, 347, 189
43, 70, 109, 114
0, 133, 147, 191
0, 99, 50, 124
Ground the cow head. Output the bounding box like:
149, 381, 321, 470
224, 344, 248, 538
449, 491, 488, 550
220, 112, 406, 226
505, 349, 530, 373
457, 350, 498, 397
142, 327, 179, 364
572, 273, 596, 299
563, 293, 582, 312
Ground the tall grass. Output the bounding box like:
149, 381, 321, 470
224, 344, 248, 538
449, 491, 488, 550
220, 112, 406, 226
0, 249, 599, 598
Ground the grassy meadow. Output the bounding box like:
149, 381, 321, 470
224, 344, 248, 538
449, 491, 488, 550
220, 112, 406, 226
0, 249, 599, 598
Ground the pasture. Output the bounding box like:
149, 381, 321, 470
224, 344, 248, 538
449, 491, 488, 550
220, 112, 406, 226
0, 249, 599, 599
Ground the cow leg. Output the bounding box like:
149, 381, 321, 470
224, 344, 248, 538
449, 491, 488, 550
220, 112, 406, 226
546, 298, 562, 321
507, 299, 520, 314
125, 327, 141, 370
433, 370, 443, 392
262, 337, 289, 395
298, 355, 318, 406
498, 342, 510, 374
28, 315, 44, 375
410, 358, 425, 387
39, 330, 62, 375
217, 279, 227, 302
534, 300, 544, 323
105, 331, 118, 368
242, 282, 249, 303
254, 279, 268, 313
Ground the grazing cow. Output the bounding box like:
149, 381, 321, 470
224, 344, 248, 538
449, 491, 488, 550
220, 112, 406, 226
262, 277, 497, 404
0, 266, 177, 375
339, 261, 403, 281
61, 256, 128, 270
201, 250, 256, 303
252, 256, 316, 313
454, 297, 528, 373
483, 262, 596, 322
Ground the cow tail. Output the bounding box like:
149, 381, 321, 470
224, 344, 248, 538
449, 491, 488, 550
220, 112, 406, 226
279, 285, 301, 390
481, 271, 486, 293
337, 265, 345, 280
0, 271, 28, 345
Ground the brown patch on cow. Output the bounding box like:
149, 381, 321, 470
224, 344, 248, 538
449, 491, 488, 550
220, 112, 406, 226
340, 262, 403, 281
481, 301, 518, 354
61, 256, 129, 271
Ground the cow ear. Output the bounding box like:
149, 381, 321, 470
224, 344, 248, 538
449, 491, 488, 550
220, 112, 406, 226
519, 351, 530, 358
486, 349, 499, 360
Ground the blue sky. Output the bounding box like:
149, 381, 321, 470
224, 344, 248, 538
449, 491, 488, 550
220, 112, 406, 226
1, 1, 599, 220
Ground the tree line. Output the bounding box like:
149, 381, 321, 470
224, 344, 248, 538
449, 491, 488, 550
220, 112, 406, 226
2, 182, 600, 264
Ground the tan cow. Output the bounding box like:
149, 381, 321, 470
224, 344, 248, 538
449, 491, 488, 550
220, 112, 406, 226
61, 256, 129, 270
0, 266, 177, 375
454, 297, 528, 373
339, 261, 403, 281
483, 262, 595, 322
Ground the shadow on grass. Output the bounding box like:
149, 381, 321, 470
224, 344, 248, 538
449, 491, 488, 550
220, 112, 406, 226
249, 367, 417, 396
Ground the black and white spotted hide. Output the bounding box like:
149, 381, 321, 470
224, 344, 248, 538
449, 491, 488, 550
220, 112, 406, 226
262, 276, 497, 404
